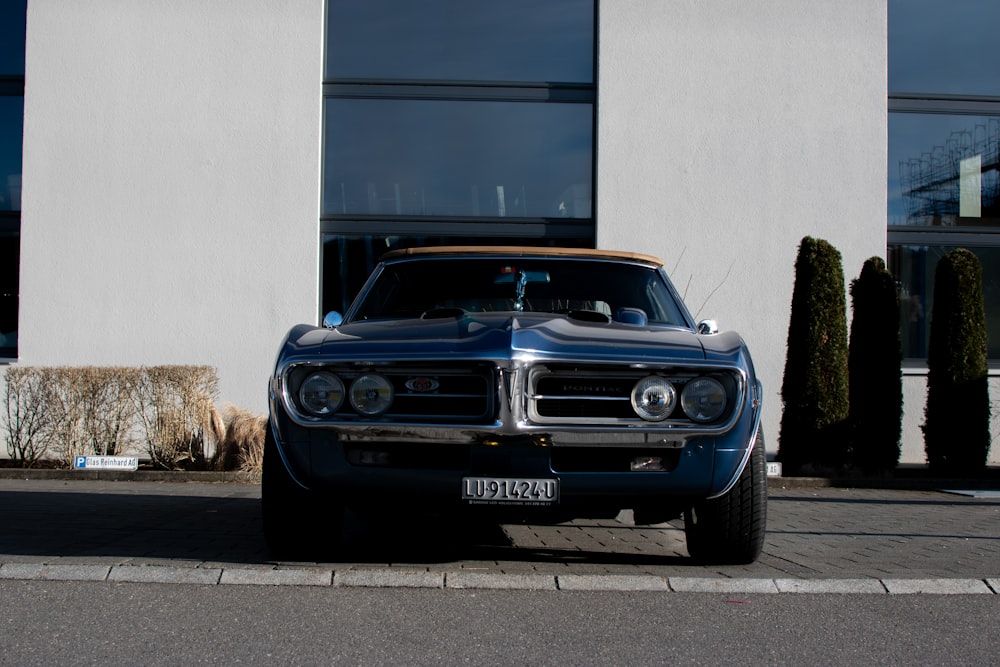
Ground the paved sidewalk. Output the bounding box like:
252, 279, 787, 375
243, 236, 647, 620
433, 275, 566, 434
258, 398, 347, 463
0, 478, 997, 593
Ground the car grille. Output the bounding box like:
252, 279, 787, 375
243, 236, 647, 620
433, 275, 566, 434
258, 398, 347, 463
527, 364, 733, 426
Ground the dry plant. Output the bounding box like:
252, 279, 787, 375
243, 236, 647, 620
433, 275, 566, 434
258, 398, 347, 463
42, 367, 141, 465
215, 403, 266, 476
77, 367, 138, 457
46, 367, 89, 464
130, 366, 223, 470
3, 367, 54, 467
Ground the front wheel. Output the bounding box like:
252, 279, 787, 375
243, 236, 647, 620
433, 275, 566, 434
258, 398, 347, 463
262, 422, 342, 560
684, 430, 767, 564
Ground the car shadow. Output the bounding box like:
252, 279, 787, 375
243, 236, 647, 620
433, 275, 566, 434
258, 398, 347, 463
0, 488, 695, 568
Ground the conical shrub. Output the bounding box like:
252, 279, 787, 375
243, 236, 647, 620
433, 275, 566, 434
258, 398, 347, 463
923, 248, 991, 476
848, 257, 902, 475
778, 237, 850, 474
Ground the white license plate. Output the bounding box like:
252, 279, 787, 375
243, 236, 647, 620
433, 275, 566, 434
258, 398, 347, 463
462, 477, 559, 505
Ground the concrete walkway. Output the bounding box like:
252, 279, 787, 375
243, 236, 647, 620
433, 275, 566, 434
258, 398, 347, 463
0, 477, 997, 593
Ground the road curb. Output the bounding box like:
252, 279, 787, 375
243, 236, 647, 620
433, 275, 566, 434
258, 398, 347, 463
1, 562, 997, 594
0, 469, 259, 483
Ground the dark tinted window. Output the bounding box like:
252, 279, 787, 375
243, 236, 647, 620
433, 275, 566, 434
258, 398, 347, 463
889, 0, 1000, 96
323, 99, 592, 219
0, 97, 23, 212
326, 0, 594, 83
0, 0, 27, 75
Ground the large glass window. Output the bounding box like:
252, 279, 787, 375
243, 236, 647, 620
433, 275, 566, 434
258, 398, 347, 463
888, 0, 1000, 361
326, 0, 594, 84
323, 99, 592, 220
0, 0, 26, 359
322, 0, 596, 319
888, 0, 1000, 97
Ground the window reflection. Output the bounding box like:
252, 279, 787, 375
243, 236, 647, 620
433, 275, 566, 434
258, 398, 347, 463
888, 113, 1000, 227
889, 0, 1000, 96
0, 97, 23, 212
323, 99, 592, 219
890, 244, 1000, 359
326, 0, 594, 83
0, 0, 26, 75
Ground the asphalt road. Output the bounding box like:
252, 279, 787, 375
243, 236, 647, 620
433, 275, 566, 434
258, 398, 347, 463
1, 580, 999, 666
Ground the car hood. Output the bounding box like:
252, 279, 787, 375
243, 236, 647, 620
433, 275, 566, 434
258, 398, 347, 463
285, 313, 746, 365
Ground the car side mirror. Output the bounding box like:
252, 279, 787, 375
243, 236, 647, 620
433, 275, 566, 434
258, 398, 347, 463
697, 319, 718, 335
322, 311, 343, 329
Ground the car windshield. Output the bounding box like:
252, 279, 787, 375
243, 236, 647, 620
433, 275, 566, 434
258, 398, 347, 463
349, 257, 691, 327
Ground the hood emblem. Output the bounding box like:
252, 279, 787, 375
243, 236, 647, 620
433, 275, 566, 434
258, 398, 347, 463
405, 377, 440, 393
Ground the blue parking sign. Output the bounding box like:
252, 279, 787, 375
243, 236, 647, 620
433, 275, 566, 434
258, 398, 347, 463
74, 456, 87, 469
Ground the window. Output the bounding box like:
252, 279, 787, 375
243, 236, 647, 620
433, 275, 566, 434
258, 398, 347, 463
887, 0, 1000, 361
0, 0, 26, 359
322, 0, 595, 317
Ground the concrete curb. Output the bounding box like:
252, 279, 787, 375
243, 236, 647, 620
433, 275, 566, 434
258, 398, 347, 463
0, 469, 259, 483
0, 562, 996, 594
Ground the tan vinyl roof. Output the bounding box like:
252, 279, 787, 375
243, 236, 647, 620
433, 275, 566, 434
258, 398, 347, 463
380, 245, 664, 266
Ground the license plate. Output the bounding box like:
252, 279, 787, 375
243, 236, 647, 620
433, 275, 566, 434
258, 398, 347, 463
462, 477, 559, 505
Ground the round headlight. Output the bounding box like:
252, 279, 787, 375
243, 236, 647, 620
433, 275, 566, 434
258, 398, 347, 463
298, 371, 344, 416
349, 374, 394, 416
630, 376, 677, 421
681, 377, 727, 422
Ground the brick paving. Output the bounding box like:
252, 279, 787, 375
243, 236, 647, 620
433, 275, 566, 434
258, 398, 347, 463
0, 478, 997, 592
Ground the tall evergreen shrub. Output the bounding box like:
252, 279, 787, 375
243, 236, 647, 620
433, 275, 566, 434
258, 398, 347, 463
923, 248, 991, 476
848, 257, 902, 475
778, 237, 850, 474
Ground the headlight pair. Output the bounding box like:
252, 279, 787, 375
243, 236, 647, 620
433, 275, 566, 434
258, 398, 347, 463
298, 371, 394, 417
630, 375, 727, 423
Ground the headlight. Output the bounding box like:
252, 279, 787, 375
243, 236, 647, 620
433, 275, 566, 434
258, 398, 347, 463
680, 377, 727, 422
298, 371, 344, 416
630, 376, 676, 421
349, 374, 394, 416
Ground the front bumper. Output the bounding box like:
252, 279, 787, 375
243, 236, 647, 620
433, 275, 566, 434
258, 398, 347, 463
269, 407, 758, 516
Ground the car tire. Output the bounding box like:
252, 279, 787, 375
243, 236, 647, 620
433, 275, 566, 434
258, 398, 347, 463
262, 422, 342, 560
683, 429, 767, 564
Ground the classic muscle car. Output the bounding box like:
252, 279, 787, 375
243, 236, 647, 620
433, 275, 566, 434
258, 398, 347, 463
265, 246, 766, 563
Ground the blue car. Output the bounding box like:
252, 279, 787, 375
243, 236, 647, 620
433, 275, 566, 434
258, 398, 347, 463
265, 246, 765, 563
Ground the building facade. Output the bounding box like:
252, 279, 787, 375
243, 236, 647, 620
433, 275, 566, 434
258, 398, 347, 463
3, 1, 998, 465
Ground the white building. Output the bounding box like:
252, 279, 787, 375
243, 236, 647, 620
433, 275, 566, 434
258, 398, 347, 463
2, 0, 998, 466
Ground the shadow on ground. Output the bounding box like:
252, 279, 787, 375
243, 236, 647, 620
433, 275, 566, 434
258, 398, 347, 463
0, 487, 695, 567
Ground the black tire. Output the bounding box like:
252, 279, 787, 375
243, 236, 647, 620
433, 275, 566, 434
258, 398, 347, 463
684, 430, 767, 564
262, 422, 342, 560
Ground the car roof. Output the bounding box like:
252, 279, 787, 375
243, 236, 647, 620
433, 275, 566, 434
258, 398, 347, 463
380, 245, 665, 267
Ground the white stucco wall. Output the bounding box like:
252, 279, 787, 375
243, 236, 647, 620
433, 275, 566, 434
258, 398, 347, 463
19, 0, 323, 415
597, 1, 889, 455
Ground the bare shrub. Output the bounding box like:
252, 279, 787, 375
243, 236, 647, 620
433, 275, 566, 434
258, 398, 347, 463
47, 368, 88, 464
3, 367, 54, 467
42, 367, 142, 465
130, 366, 223, 470
214, 404, 266, 476
78, 367, 138, 457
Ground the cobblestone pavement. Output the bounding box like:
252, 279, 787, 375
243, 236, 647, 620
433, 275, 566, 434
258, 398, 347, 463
1, 478, 998, 592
